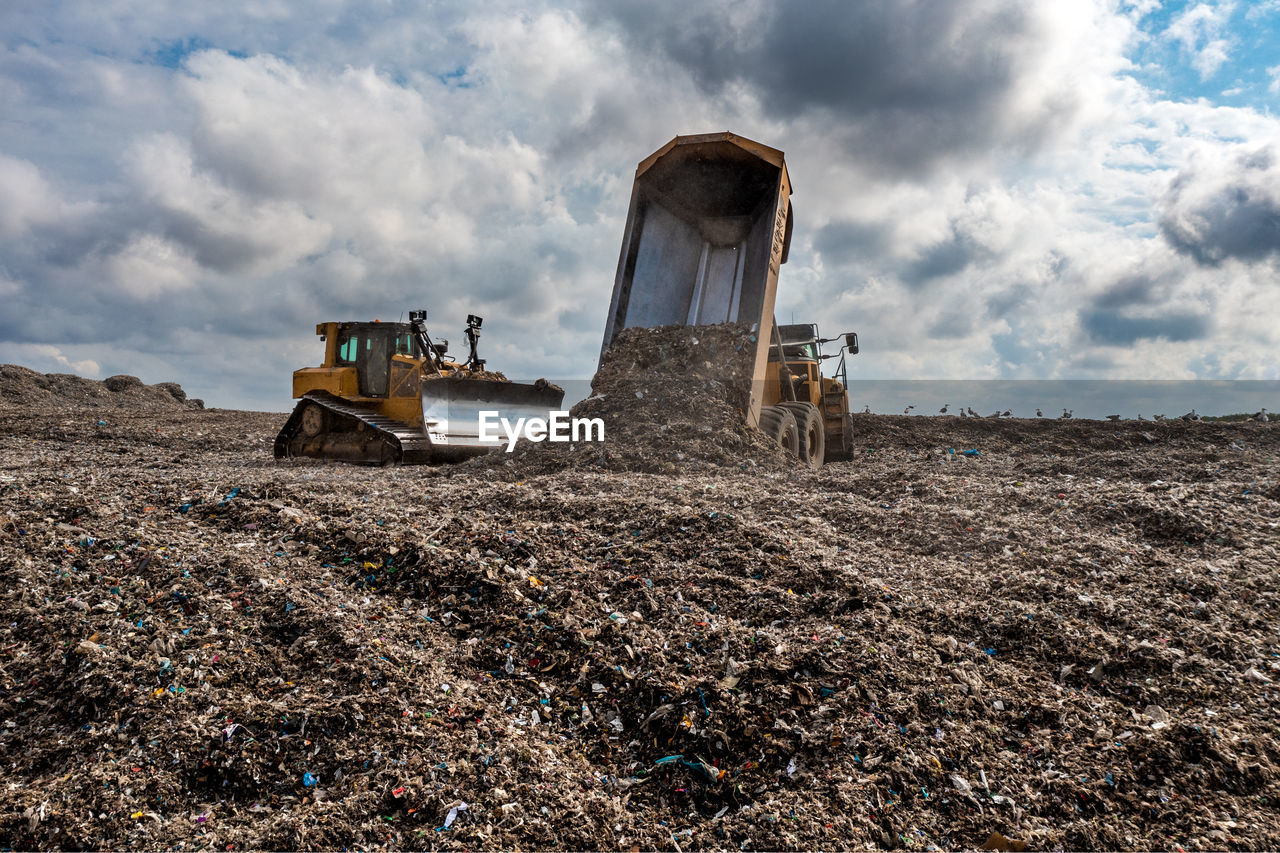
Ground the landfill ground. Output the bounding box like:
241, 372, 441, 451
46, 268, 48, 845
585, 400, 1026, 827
1, 396, 1279, 851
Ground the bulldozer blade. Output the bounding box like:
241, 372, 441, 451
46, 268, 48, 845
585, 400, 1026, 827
421, 377, 565, 451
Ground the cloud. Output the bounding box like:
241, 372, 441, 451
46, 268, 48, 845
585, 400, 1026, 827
104, 233, 200, 299
1163, 2, 1235, 80
0, 154, 80, 237
811, 219, 889, 267
1092, 273, 1164, 309
585, 0, 1131, 174
2, 1, 1280, 406
1159, 145, 1280, 265
0, 31, 633, 401
1080, 309, 1211, 345
0, 343, 100, 376
926, 308, 976, 340
1245, 0, 1280, 21
125, 130, 332, 276
903, 230, 987, 287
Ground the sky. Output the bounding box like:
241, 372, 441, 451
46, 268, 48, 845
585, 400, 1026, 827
1, 0, 1279, 413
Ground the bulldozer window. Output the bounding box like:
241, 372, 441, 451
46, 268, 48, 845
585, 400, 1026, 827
361, 335, 390, 396
393, 333, 416, 356
337, 333, 359, 364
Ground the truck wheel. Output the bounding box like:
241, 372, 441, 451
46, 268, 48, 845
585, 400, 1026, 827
759, 406, 800, 457
778, 402, 825, 468
823, 413, 855, 462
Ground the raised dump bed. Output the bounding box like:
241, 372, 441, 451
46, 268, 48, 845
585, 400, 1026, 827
600, 132, 793, 427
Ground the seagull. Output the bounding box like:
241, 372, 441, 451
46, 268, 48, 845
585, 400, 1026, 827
1254, 408, 1269, 422
958, 408, 967, 418
939, 403, 949, 414
1060, 408, 1073, 419
988, 410, 1001, 418
1035, 408, 1043, 418
967, 407, 980, 418
1181, 409, 1200, 422
1001, 410, 1012, 418
863, 404, 871, 414
1138, 414, 1146, 421
1153, 414, 1165, 421
1106, 414, 1120, 422
904, 405, 915, 414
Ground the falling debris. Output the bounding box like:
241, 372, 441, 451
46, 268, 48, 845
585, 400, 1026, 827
489, 323, 785, 475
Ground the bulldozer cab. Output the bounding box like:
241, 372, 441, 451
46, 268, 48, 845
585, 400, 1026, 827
333, 322, 419, 398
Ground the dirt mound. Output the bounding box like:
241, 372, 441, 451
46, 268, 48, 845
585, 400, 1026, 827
0, 364, 202, 410
153, 381, 188, 402
103, 374, 143, 392
491, 324, 785, 474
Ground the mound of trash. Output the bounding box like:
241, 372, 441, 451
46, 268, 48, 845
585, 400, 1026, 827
492, 323, 784, 474
2, 405, 1279, 850
0, 365, 203, 410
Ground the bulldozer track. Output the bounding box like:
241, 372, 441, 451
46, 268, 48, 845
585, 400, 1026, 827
274, 390, 434, 465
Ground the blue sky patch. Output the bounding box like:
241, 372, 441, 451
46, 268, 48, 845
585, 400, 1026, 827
146, 37, 246, 69
1126, 0, 1280, 110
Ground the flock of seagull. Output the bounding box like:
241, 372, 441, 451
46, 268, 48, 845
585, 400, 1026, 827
863, 405, 1271, 422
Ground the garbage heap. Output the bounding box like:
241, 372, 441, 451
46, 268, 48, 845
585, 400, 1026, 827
500, 323, 785, 474
2, 404, 1280, 850
0, 365, 203, 409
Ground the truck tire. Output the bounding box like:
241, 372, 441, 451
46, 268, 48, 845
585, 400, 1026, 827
822, 413, 855, 462
759, 406, 800, 457
778, 402, 825, 468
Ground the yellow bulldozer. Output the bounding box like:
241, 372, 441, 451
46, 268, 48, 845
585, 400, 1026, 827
600, 131, 859, 466
274, 312, 563, 465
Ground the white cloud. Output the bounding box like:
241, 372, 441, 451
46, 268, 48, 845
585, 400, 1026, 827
1245, 0, 1280, 20
0, 343, 100, 376
0, 154, 82, 236
1125, 0, 1164, 19
125, 131, 333, 276
1163, 2, 1235, 80
104, 233, 199, 299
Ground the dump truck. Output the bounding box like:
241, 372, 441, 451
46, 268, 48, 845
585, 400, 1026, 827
274, 312, 564, 465
600, 131, 858, 466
